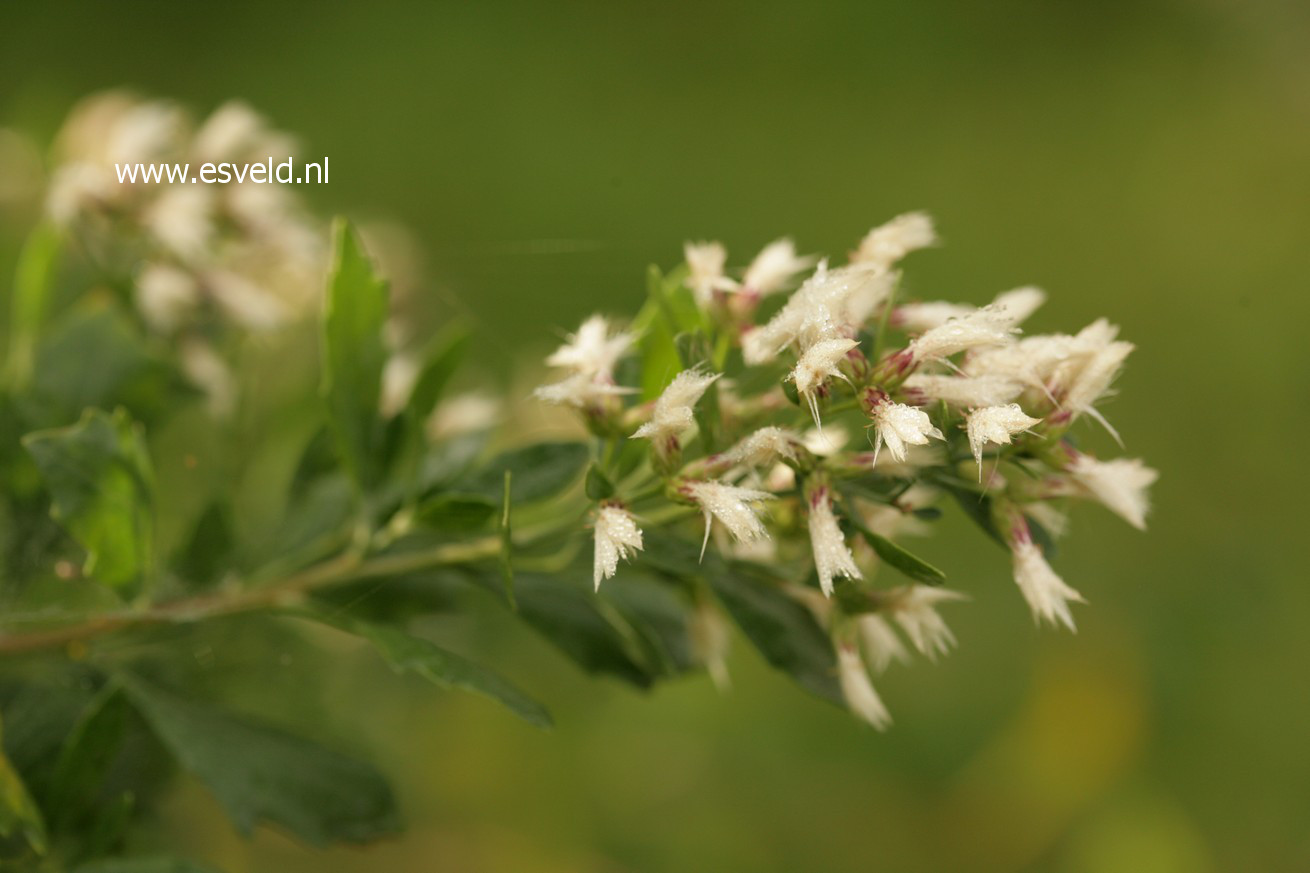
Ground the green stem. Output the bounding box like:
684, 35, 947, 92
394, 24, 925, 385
0, 527, 542, 657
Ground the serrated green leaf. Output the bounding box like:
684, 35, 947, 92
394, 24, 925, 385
321, 218, 389, 495
0, 714, 48, 857
23, 408, 154, 593
328, 617, 551, 729
459, 442, 587, 504
119, 674, 399, 846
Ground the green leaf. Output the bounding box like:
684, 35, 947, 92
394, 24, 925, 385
310, 569, 461, 623
459, 442, 588, 504
119, 674, 399, 846
29, 301, 182, 426
0, 714, 48, 857
510, 571, 657, 688
499, 470, 515, 607
603, 574, 696, 677
74, 858, 222, 873
850, 523, 946, 586
584, 463, 614, 501
412, 493, 498, 531
633, 264, 687, 401
48, 687, 130, 830
4, 222, 61, 389
328, 617, 551, 729
931, 476, 1006, 547
321, 218, 389, 494
406, 328, 469, 425
172, 502, 236, 588
24, 408, 154, 593
707, 560, 843, 705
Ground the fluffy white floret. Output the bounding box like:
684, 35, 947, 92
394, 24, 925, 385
852, 211, 937, 269
1068, 455, 1158, 530
807, 489, 862, 597
545, 314, 634, 378
742, 238, 815, 296
870, 401, 944, 465
837, 644, 892, 730
1011, 540, 1085, 631
593, 505, 644, 590
966, 404, 1041, 469
684, 240, 738, 305
683, 480, 771, 556
632, 368, 720, 441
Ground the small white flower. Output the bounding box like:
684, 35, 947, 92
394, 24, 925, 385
46, 163, 111, 225
741, 261, 890, 364
857, 614, 909, 673
897, 285, 1046, 332
887, 586, 967, 660
1011, 539, 1086, 631
869, 399, 944, 465
1023, 502, 1069, 540
380, 353, 421, 418
533, 373, 632, 409
143, 185, 214, 262
966, 404, 1041, 470
803, 426, 849, 457
852, 211, 937, 269
545, 315, 634, 379
136, 262, 199, 334
192, 100, 292, 162
837, 644, 892, 730
180, 339, 236, 418
903, 373, 1025, 408
632, 368, 720, 442
684, 240, 738, 305
895, 300, 975, 333
206, 269, 287, 331
807, 487, 862, 597
791, 337, 858, 427
683, 480, 771, 556
1068, 455, 1158, 530
742, 238, 815, 297
991, 286, 1047, 324
103, 100, 184, 165
593, 504, 644, 590
1059, 336, 1134, 429
426, 392, 501, 440
688, 600, 732, 691
723, 426, 800, 468
907, 305, 1020, 364
963, 334, 1078, 389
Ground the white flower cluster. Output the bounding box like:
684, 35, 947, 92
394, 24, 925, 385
42, 93, 326, 414
535, 213, 1156, 728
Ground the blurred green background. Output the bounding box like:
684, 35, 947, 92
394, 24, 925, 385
3, 0, 1308, 870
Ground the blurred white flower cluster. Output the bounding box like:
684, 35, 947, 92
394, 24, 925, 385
537, 213, 1157, 728
42, 92, 325, 412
